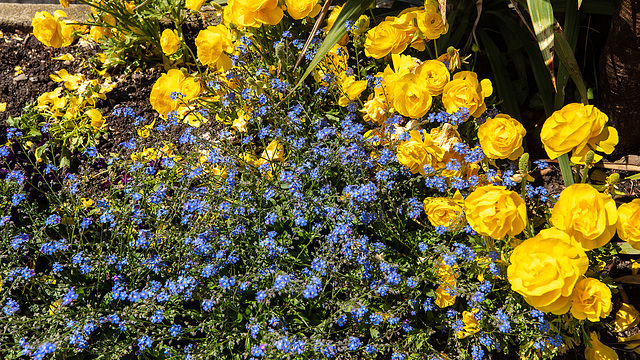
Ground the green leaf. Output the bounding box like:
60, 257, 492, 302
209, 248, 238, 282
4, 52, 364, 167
624, 173, 640, 181
526, 0, 555, 68
619, 242, 640, 255
294, 0, 375, 90
553, 21, 589, 104
557, 153, 575, 186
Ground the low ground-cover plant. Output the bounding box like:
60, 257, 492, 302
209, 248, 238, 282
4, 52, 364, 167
3, 1, 640, 359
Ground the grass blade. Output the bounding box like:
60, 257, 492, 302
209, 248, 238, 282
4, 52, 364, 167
558, 153, 575, 186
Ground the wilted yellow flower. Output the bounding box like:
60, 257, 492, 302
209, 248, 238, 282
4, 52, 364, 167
160, 29, 181, 55
149, 69, 201, 116
477, 114, 526, 160
508, 228, 589, 314
337, 74, 367, 107
195, 24, 234, 70
392, 73, 432, 119
416, 60, 450, 95
541, 103, 618, 164
551, 184, 617, 251
613, 303, 640, 332
586, 332, 619, 360
37, 87, 67, 113
364, 21, 409, 59
616, 199, 640, 249
185, 0, 206, 11
570, 277, 612, 322
261, 140, 284, 163
360, 95, 390, 126
465, 185, 526, 239
223, 0, 283, 27
396, 129, 445, 176
232, 110, 249, 132
423, 191, 464, 229
442, 71, 492, 119
435, 285, 456, 308
32, 11, 66, 48
86, 109, 105, 129
285, 0, 320, 20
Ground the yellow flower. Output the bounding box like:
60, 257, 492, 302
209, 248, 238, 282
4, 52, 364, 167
541, 103, 618, 164
586, 332, 619, 360
570, 277, 612, 322
337, 74, 367, 107
89, 26, 111, 42
508, 228, 589, 314
551, 184, 617, 251
396, 129, 445, 176
285, 0, 320, 20
261, 140, 284, 163
477, 114, 526, 160
456, 309, 480, 339
195, 25, 234, 70
352, 14, 370, 36
464, 185, 526, 239
160, 29, 181, 55
442, 71, 492, 119
360, 95, 390, 126
423, 191, 464, 229
323, 5, 349, 45
435, 285, 456, 308
392, 73, 432, 119
416, 4, 448, 41
149, 69, 201, 116
616, 199, 640, 249
37, 87, 67, 113
59, 0, 69, 8
232, 110, 249, 132
223, 0, 283, 27
86, 109, 105, 129
32, 11, 65, 48
416, 60, 450, 95
185, 0, 206, 11
364, 21, 409, 59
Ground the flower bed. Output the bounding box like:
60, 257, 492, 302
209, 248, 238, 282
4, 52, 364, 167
2, 1, 640, 359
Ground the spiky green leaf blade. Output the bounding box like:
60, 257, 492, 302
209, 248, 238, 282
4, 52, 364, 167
553, 21, 589, 104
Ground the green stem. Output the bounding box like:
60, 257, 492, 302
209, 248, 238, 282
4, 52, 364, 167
557, 153, 575, 187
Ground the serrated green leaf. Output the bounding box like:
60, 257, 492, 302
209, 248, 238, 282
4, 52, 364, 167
294, 0, 375, 90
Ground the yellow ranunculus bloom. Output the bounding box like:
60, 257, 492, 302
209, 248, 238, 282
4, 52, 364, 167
323, 5, 349, 45
586, 332, 619, 360
396, 129, 445, 176
360, 95, 390, 126
149, 69, 201, 116
465, 185, 526, 239
613, 303, 640, 333
456, 309, 480, 339
616, 199, 640, 249
551, 184, 617, 251
435, 285, 456, 308
570, 277, 612, 322
285, 0, 320, 20
442, 71, 491, 119
364, 21, 409, 59
32, 11, 65, 48
224, 0, 283, 27
508, 228, 589, 314
416, 4, 448, 40
423, 191, 464, 229
185, 0, 206, 11
195, 25, 234, 70
416, 60, 450, 95
541, 103, 618, 164
160, 29, 181, 55
393, 73, 432, 119
477, 114, 526, 160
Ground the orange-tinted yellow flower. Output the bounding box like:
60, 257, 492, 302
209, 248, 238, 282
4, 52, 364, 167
551, 184, 617, 251
477, 114, 526, 160
465, 185, 526, 239
285, 0, 320, 20
541, 103, 618, 164
160, 29, 181, 55
442, 71, 492, 119
616, 199, 640, 249
508, 228, 589, 314
570, 277, 612, 322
